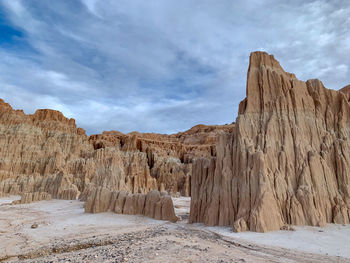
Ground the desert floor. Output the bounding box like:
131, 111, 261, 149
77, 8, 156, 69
0, 196, 349, 263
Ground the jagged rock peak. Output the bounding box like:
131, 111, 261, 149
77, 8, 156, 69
0, 99, 13, 111
190, 51, 350, 232
29, 109, 86, 135
249, 51, 283, 70
248, 51, 296, 77
241, 51, 300, 115
31, 109, 74, 123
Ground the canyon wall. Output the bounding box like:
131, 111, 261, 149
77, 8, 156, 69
0, 101, 89, 199
88, 124, 233, 196
0, 97, 231, 210
190, 51, 350, 232
0, 100, 220, 221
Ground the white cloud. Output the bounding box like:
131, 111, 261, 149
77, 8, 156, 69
0, 0, 349, 134
2, 0, 25, 17
81, 0, 100, 17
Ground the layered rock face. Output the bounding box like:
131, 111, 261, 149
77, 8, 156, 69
0, 97, 231, 207
0, 100, 89, 199
85, 187, 178, 222
190, 51, 350, 232
0, 100, 160, 200
87, 124, 233, 196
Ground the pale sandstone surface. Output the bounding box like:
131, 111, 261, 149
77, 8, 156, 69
0, 98, 232, 223
88, 123, 234, 196
84, 188, 179, 222
0, 196, 346, 263
0, 97, 231, 201
190, 51, 350, 232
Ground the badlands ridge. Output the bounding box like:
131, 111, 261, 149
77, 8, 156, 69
1, 51, 350, 232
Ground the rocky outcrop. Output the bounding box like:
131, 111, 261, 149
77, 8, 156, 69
0, 96, 231, 223
0, 100, 205, 199
190, 51, 350, 232
12, 192, 52, 204
87, 124, 234, 196
85, 187, 178, 222
0, 101, 89, 199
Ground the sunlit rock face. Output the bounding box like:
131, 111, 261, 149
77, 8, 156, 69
87, 124, 234, 197
0, 101, 90, 199
190, 51, 350, 232
0, 97, 232, 203
84, 187, 179, 223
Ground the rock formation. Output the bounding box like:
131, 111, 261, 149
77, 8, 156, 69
88, 124, 234, 196
4, 50, 347, 231
0, 101, 89, 199
0, 97, 227, 198
84, 187, 179, 222
0, 97, 231, 221
190, 51, 350, 232
12, 192, 52, 204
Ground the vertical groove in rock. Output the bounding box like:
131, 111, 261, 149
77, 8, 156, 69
0, 96, 233, 200
190, 51, 350, 232
85, 187, 178, 222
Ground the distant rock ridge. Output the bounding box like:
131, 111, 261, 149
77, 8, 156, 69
190, 51, 350, 232
0, 97, 232, 221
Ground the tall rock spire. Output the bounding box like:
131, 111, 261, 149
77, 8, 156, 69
190, 51, 350, 232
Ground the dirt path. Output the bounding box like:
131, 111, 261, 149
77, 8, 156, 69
8, 224, 349, 263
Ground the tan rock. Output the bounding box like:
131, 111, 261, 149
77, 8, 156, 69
340, 85, 350, 101
190, 51, 350, 232
13, 192, 52, 204
87, 124, 234, 195
144, 190, 161, 218
0, 94, 231, 203
232, 218, 248, 233
85, 187, 178, 222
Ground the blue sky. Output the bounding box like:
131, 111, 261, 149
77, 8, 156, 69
0, 0, 349, 134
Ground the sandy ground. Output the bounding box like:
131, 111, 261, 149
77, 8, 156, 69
206, 224, 350, 259
0, 196, 349, 263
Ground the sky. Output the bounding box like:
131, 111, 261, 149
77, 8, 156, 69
0, 0, 349, 135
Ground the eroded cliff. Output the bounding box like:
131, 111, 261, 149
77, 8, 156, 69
0, 98, 231, 204
190, 51, 350, 232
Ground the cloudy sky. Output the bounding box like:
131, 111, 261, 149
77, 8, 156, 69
0, 0, 349, 134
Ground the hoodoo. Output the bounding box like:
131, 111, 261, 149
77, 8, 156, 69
190, 51, 350, 232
